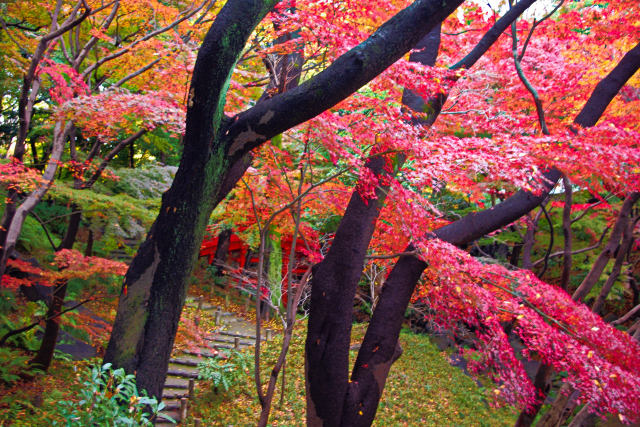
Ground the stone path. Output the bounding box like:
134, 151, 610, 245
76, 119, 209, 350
155, 297, 269, 425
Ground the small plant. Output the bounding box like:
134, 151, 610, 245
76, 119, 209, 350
198, 349, 253, 393
0, 348, 42, 384
53, 363, 171, 426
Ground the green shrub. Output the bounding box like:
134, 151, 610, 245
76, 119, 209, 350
53, 363, 170, 426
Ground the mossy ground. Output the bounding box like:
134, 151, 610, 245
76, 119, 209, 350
186, 321, 517, 426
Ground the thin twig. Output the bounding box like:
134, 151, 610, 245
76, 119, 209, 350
531, 226, 609, 267
28, 211, 58, 251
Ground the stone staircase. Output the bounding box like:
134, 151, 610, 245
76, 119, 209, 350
155, 297, 270, 425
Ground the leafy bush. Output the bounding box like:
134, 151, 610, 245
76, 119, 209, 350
197, 349, 253, 393
53, 363, 169, 426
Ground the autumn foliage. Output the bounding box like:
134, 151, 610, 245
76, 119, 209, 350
1, 0, 640, 424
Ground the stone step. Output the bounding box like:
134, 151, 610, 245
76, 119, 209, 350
215, 329, 267, 341
167, 367, 199, 379
164, 376, 190, 388
204, 336, 253, 347
162, 388, 189, 399
170, 356, 203, 367
206, 334, 253, 344
182, 348, 222, 359
205, 342, 235, 350
160, 294, 267, 425
162, 399, 181, 411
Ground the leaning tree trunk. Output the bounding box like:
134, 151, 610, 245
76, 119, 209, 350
305, 156, 393, 425
0, 122, 71, 278
592, 212, 637, 313
103, 0, 280, 398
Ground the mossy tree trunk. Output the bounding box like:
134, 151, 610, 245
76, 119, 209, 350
103, 0, 281, 398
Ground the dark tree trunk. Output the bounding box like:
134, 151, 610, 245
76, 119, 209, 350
572, 192, 640, 302
307, 2, 547, 424
348, 38, 640, 426
104, 0, 281, 399
537, 384, 578, 427
344, 169, 560, 426
30, 280, 68, 370
305, 157, 391, 425
57, 207, 81, 251
510, 242, 522, 266
31, 198, 81, 371
592, 213, 636, 313
128, 141, 135, 168
85, 229, 94, 257
514, 364, 553, 427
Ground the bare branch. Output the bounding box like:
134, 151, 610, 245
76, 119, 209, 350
518, 0, 565, 61
113, 57, 162, 88
531, 226, 609, 267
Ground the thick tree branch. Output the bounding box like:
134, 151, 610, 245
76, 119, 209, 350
222, 0, 465, 161
573, 41, 640, 128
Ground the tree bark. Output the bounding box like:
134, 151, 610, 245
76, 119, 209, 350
103, 0, 281, 399
57, 208, 81, 252
212, 228, 232, 276
514, 364, 553, 427
30, 280, 68, 370
537, 384, 578, 427
305, 157, 392, 425
313, 2, 545, 423
31, 193, 79, 371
